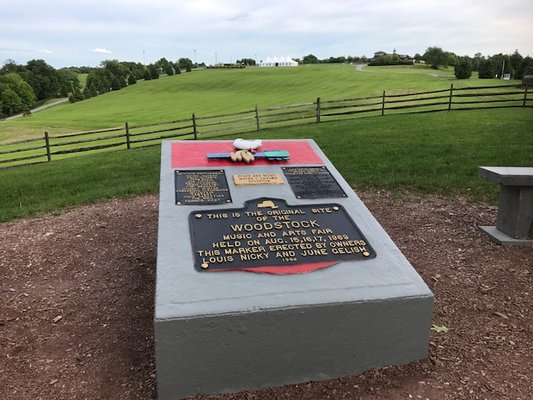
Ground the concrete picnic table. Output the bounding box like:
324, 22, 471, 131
479, 166, 533, 245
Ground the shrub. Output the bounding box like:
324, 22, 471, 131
478, 59, 495, 79
454, 60, 472, 79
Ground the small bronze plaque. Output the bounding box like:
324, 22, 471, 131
233, 174, 284, 186
189, 198, 375, 271
175, 170, 231, 205
282, 167, 347, 199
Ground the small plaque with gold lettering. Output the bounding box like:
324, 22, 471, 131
233, 173, 284, 186
175, 170, 231, 205
189, 197, 375, 272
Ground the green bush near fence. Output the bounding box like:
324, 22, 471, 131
1, 108, 532, 222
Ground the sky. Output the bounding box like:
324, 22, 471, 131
1, 0, 532, 68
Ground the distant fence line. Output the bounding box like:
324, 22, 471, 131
1, 83, 531, 169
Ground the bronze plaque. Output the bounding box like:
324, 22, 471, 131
282, 166, 347, 199
233, 173, 284, 186
175, 170, 231, 205
189, 198, 375, 271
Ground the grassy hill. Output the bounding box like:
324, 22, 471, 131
0, 64, 517, 142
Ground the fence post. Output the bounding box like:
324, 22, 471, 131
44, 131, 51, 162
381, 91, 386, 116
448, 84, 454, 111
255, 105, 260, 131
316, 97, 321, 123
192, 113, 198, 140
124, 122, 131, 149
523, 84, 529, 107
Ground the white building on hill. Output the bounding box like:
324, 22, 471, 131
259, 56, 298, 67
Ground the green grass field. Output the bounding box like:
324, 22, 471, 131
0, 64, 517, 142
1, 108, 531, 223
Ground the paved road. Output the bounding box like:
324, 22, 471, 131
4, 98, 69, 121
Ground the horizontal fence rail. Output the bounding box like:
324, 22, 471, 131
1, 83, 531, 168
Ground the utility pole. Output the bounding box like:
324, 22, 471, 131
215, 51, 218, 66
193, 49, 197, 65
143, 50, 146, 65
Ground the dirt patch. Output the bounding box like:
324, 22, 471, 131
1, 191, 531, 400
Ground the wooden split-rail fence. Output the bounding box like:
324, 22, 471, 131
1, 83, 530, 169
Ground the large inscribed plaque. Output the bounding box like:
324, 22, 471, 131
189, 198, 375, 272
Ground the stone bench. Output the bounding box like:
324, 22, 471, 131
479, 166, 533, 245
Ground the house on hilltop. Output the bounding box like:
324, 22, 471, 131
259, 57, 298, 67
369, 49, 413, 64
370, 51, 387, 62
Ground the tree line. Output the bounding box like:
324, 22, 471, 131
3, 49, 532, 119
0, 57, 197, 118
297, 49, 533, 81
422, 47, 533, 80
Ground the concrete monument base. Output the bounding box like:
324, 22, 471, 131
155, 140, 434, 399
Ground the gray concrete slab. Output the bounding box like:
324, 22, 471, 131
479, 166, 533, 186
155, 139, 434, 399
479, 225, 533, 246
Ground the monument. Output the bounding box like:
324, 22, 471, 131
155, 139, 434, 399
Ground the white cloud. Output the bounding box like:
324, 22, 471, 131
38, 49, 53, 54
92, 48, 112, 54
1, 0, 532, 67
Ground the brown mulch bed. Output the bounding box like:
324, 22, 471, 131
1, 191, 531, 400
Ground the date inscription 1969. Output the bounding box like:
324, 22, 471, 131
189, 198, 375, 271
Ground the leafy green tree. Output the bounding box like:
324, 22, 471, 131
122, 61, 145, 80
370, 53, 401, 65
302, 54, 319, 64
423, 47, 448, 69
1, 59, 24, 73
57, 69, 81, 97
509, 50, 523, 75
111, 75, 123, 90
101, 59, 128, 89
446, 52, 458, 67
164, 64, 175, 76
516, 57, 533, 80
128, 74, 137, 85
84, 82, 98, 98
148, 64, 160, 79
472, 53, 483, 71
454, 60, 473, 79
0, 73, 36, 106
236, 58, 256, 66
478, 59, 495, 78
491, 54, 513, 77
0, 73, 36, 117
156, 57, 171, 73
68, 85, 84, 103
143, 68, 152, 80
85, 73, 100, 93
346, 56, 361, 63
178, 58, 193, 72
22, 59, 61, 100
0, 88, 23, 116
